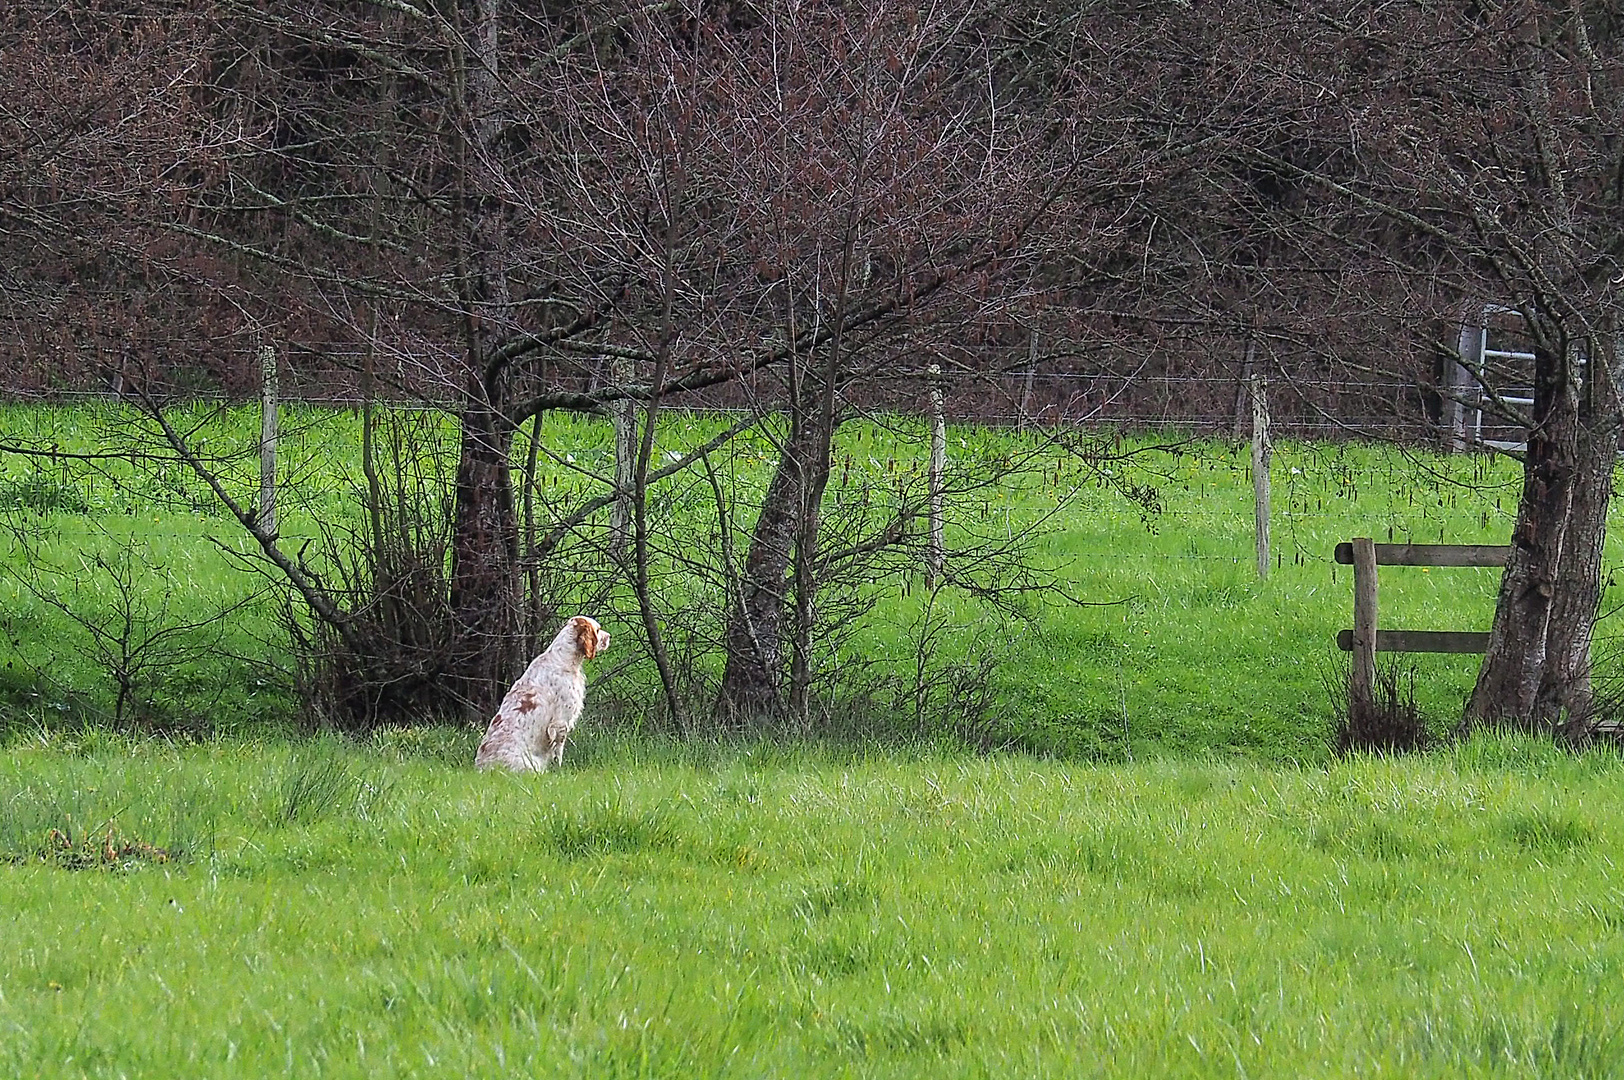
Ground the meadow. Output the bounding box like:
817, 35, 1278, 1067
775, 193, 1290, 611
0, 403, 1557, 756
4, 731, 1624, 1078
4, 405, 1624, 1077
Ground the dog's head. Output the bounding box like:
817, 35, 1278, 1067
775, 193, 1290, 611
569, 615, 610, 661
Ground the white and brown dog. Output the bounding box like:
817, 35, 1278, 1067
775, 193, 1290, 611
475, 616, 610, 773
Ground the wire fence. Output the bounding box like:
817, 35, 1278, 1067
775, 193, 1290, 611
0, 369, 1451, 445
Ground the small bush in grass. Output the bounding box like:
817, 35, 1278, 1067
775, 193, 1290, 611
0, 471, 91, 515
1331, 658, 1431, 755
285, 508, 462, 732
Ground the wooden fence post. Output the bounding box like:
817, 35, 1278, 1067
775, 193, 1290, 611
1349, 536, 1378, 714
1250, 361, 1270, 579
258, 342, 278, 537
927, 363, 946, 588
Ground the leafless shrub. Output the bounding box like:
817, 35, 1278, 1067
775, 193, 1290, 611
1563, 645, 1622, 746
283, 411, 465, 731
1329, 658, 1431, 756
0, 514, 268, 733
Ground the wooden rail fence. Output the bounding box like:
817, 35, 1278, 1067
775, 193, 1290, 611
1334, 538, 1509, 713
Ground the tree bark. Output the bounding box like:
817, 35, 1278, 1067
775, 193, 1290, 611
719, 409, 819, 721
1539, 344, 1621, 733
446, 0, 523, 716
788, 373, 840, 726
1464, 342, 1580, 728
448, 369, 521, 714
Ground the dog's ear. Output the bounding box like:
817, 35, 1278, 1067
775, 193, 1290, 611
574, 617, 598, 660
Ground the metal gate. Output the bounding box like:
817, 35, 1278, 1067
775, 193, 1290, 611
1449, 303, 1534, 453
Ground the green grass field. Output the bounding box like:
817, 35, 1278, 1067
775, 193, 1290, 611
4, 731, 1624, 1078
4, 406, 1624, 1076
0, 404, 1560, 756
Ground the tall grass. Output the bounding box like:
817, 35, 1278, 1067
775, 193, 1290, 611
3, 733, 1623, 1077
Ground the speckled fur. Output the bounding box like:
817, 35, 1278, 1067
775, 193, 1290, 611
475, 616, 609, 772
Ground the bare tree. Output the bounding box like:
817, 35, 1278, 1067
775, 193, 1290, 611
0, 2, 226, 389
560, 0, 1091, 722
1202, 2, 1624, 731
1, 522, 266, 729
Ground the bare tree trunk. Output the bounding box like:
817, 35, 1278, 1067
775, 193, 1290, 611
788, 372, 840, 726
1465, 343, 1581, 728
720, 411, 816, 721
449, 374, 521, 713
721, 336, 845, 725
1541, 342, 1621, 733
446, 0, 522, 716
785, 175, 862, 726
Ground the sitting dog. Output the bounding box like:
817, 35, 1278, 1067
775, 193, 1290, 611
475, 616, 610, 772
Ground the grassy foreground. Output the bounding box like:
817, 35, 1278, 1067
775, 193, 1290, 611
4, 732, 1624, 1078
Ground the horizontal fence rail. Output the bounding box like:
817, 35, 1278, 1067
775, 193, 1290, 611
1332, 543, 1509, 568
1336, 537, 1511, 716
1335, 629, 1492, 654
